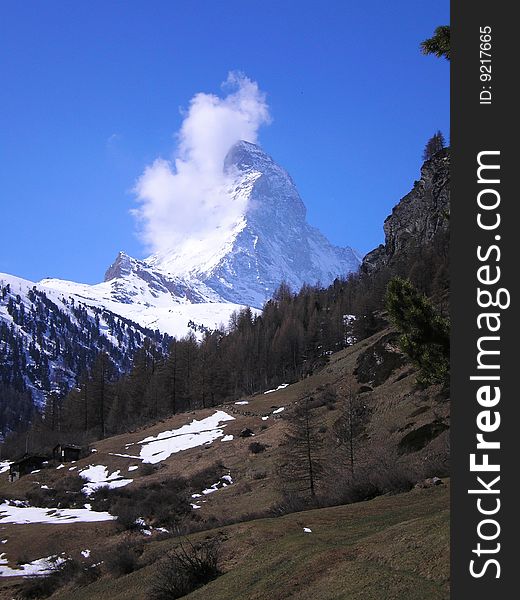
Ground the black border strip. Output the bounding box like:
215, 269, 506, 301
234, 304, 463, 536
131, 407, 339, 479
451, 1, 518, 596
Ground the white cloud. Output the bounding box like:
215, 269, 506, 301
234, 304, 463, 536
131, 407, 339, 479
133, 72, 271, 256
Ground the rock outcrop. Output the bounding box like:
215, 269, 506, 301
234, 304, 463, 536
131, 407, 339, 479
361, 149, 450, 275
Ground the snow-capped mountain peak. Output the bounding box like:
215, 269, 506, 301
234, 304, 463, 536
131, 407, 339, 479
143, 140, 360, 307
5, 141, 359, 343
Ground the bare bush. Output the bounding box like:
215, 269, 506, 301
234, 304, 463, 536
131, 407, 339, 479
248, 441, 267, 454
270, 492, 314, 517
104, 542, 143, 577
188, 462, 226, 491
25, 475, 87, 509
150, 537, 222, 600
90, 476, 191, 530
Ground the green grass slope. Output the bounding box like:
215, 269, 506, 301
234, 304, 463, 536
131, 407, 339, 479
51, 482, 449, 600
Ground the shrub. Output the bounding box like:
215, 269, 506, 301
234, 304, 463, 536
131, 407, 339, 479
114, 501, 142, 531
150, 538, 222, 600
90, 476, 191, 530
337, 454, 418, 504
306, 387, 337, 411
25, 475, 87, 509
74, 563, 102, 587
104, 543, 142, 577
248, 441, 267, 454
354, 333, 406, 387
270, 493, 314, 517
140, 463, 156, 477
188, 463, 226, 492
398, 421, 449, 454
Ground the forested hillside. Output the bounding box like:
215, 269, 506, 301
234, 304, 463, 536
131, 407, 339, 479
0, 276, 171, 438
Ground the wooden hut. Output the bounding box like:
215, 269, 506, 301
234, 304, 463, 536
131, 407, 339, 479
9, 455, 47, 482
52, 443, 82, 463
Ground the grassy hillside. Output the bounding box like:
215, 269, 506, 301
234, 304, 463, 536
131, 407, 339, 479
0, 326, 450, 599
48, 482, 449, 600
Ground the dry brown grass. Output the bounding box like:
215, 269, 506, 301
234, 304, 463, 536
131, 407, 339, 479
0, 326, 450, 599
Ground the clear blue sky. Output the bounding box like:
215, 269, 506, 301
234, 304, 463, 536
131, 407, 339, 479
0, 1, 449, 284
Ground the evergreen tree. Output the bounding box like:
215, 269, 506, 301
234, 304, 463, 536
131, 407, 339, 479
385, 277, 450, 386
423, 131, 446, 161
420, 25, 450, 60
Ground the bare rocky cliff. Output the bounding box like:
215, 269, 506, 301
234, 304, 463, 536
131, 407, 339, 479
361, 149, 450, 275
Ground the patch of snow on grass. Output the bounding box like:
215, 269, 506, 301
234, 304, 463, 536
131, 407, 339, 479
264, 383, 289, 394
135, 517, 152, 536
128, 465, 139, 471
0, 503, 114, 525
0, 553, 66, 578
0, 462, 11, 475
200, 474, 233, 496
190, 475, 234, 508
234, 401, 249, 405
81, 549, 91, 558
221, 435, 233, 442
110, 452, 141, 459
79, 465, 133, 495
303, 527, 312, 533
272, 407, 285, 414
130, 410, 235, 464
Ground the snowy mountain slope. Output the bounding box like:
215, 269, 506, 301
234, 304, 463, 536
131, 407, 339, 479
0, 272, 171, 412
40, 262, 249, 338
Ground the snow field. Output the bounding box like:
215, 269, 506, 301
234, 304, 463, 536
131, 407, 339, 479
0, 502, 114, 525
125, 410, 235, 464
